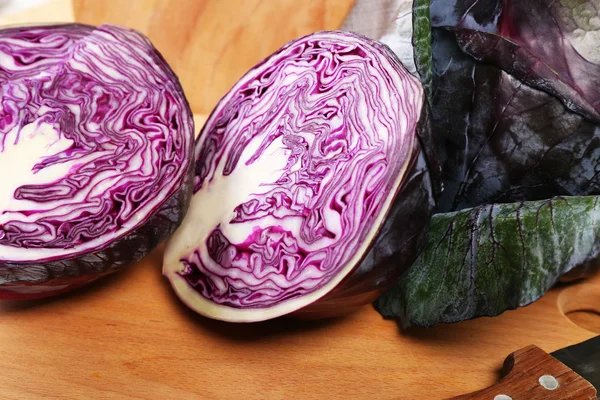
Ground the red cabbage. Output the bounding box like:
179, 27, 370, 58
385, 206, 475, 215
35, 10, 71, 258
0, 24, 194, 299
376, 0, 600, 328
163, 31, 435, 322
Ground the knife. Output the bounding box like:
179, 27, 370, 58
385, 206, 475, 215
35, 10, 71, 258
447, 336, 600, 399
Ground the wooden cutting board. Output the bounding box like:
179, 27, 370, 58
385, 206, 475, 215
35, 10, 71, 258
1, 1, 599, 399
1, 243, 598, 399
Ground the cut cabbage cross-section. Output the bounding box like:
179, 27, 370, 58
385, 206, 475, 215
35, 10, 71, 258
163, 31, 435, 322
0, 24, 194, 299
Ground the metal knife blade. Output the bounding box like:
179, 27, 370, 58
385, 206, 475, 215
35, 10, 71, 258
551, 335, 600, 395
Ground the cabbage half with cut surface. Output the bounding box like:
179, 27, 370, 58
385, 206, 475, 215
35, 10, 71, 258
0, 24, 194, 299
163, 31, 435, 322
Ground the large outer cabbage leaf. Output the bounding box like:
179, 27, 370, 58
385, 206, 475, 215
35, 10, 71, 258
377, 196, 600, 327
0, 24, 194, 299
163, 31, 435, 322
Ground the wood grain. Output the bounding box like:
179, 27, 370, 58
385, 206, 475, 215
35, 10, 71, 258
559, 276, 600, 334
0, 0, 74, 26
1, 242, 599, 399
72, 0, 356, 115
448, 345, 597, 400
2, 2, 600, 399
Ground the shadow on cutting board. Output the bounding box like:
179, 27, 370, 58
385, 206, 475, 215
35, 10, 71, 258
174, 299, 352, 342
0, 243, 351, 342
0, 257, 142, 313
159, 266, 357, 342
4, 241, 600, 346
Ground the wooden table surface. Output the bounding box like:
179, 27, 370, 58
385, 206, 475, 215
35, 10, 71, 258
1, 1, 599, 399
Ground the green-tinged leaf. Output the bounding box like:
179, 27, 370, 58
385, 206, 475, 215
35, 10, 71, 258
375, 195, 600, 328
412, 0, 432, 100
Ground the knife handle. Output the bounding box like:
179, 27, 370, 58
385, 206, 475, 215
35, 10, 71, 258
446, 345, 597, 400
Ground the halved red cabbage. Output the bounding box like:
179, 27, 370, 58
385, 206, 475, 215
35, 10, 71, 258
163, 31, 435, 322
0, 24, 194, 299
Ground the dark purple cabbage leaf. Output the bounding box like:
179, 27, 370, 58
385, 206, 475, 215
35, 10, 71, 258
496, 0, 600, 121
431, 0, 600, 212
430, 0, 502, 31
376, 0, 600, 327
432, 26, 600, 213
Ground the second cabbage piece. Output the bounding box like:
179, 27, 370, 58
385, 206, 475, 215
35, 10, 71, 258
163, 31, 436, 322
377, 0, 600, 327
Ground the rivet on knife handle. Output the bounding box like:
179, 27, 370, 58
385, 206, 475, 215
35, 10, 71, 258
446, 345, 597, 400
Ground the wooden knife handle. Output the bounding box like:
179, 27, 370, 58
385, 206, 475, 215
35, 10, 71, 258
446, 345, 597, 400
